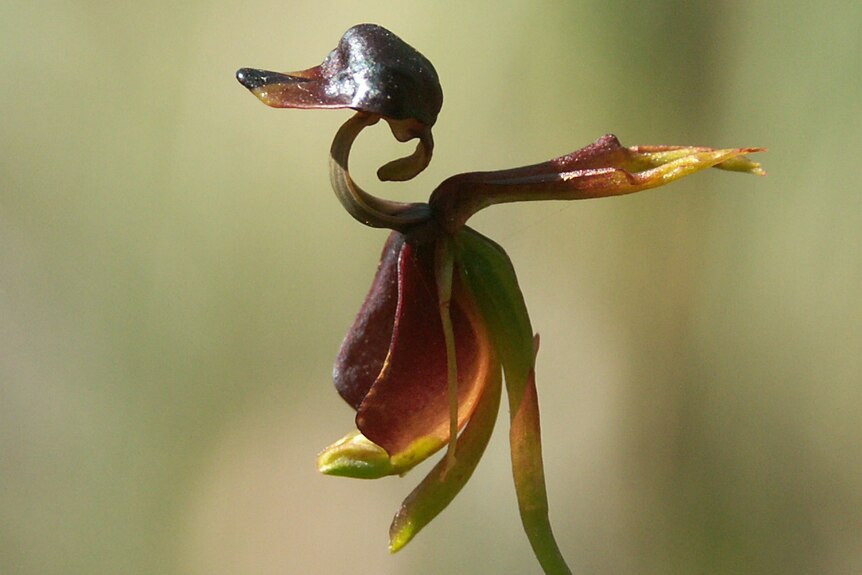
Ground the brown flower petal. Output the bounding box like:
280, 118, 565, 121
356, 236, 492, 457
333, 232, 402, 409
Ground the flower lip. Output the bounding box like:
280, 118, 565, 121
328, 23, 443, 130
235, 68, 312, 91
236, 24, 443, 134
235, 61, 351, 111
237, 24, 443, 206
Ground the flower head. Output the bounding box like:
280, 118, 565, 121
237, 23, 764, 573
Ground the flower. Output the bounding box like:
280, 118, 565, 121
318, 230, 497, 482
237, 23, 764, 574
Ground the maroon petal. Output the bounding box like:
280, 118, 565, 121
356, 237, 491, 457
333, 232, 403, 409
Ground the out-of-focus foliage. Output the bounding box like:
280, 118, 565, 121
1, 2, 859, 574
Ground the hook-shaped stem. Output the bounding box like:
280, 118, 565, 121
329, 113, 433, 231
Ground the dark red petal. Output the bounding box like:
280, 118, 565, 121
333, 232, 403, 409
356, 237, 490, 457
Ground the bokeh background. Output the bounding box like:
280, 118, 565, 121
2, 1, 860, 574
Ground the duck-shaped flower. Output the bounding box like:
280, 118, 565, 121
237, 23, 764, 574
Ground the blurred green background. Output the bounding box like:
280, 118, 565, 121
2, 1, 860, 574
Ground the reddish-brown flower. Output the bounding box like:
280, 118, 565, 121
237, 23, 764, 574
324, 231, 496, 477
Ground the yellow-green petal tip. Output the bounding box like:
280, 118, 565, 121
317, 430, 394, 479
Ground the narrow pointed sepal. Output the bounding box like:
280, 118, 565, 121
454, 228, 572, 574
509, 362, 572, 575
453, 228, 534, 384
431, 134, 766, 231
625, 144, 766, 176
389, 356, 502, 552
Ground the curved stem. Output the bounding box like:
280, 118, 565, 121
329, 113, 432, 231
377, 130, 434, 182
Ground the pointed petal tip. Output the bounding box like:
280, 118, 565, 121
316, 429, 450, 479
715, 148, 767, 176
234, 65, 347, 109
316, 430, 394, 479
235, 67, 265, 90
388, 522, 416, 553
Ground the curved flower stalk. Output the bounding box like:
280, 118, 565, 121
237, 23, 765, 574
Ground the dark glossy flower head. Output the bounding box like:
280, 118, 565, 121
238, 23, 442, 181
237, 23, 441, 130
237, 23, 765, 575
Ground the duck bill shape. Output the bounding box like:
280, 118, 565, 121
235, 65, 350, 111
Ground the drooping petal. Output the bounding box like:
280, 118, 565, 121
431, 134, 766, 231
510, 355, 571, 575
389, 331, 502, 551
455, 227, 572, 575
356, 236, 493, 465
333, 232, 402, 409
